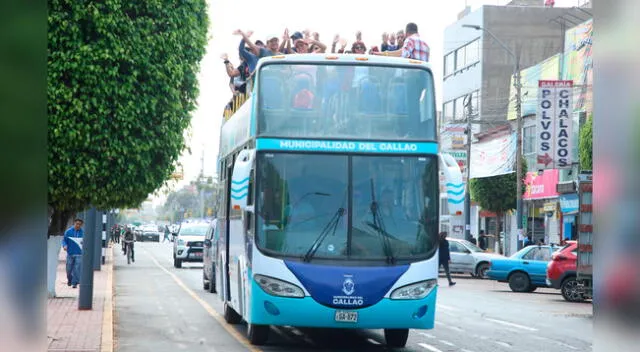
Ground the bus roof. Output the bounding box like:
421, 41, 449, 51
255, 53, 432, 71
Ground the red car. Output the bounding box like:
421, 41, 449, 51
546, 241, 586, 302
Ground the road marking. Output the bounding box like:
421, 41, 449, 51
440, 340, 455, 346
494, 341, 511, 348
532, 336, 579, 350
484, 318, 538, 332
101, 246, 114, 352
367, 338, 381, 345
461, 349, 475, 352
145, 250, 260, 352
437, 304, 460, 312
445, 325, 464, 332
418, 343, 443, 352
435, 321, 464, 332
418, 332, 436, 339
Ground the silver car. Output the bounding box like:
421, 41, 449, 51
172, 222, 209, 268
445, 238, 505, 279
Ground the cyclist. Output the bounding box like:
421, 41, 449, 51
123, 226, 135, 263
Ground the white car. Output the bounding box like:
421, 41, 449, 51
172, 222, 209, 268
445, 238, 505, 279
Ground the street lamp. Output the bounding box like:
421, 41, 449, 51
462, 24, 523, 250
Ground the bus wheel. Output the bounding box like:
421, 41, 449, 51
384, 329, 409, 347
247, 323, 269, 345
223, 302, 242, 324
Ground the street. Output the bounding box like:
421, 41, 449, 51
114, 242, 593, 352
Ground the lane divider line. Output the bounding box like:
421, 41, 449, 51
418, 343, 443, 352
483, 317, 538, 332
144, 249, 261, 352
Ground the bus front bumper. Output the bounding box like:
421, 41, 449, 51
248, 281, 438, 329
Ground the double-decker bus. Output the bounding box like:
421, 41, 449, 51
214, 53, 464, 347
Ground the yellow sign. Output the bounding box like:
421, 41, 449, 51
543, 202, 556, 212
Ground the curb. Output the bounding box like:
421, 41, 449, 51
100, 246, 114, 352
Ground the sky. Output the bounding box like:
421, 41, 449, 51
152, 0, 583, 205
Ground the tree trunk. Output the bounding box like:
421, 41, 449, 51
496, 212, 503, 255
47, 208, 75, 298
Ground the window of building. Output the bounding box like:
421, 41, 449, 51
523, 125, 536, 168
455, 46, 466, 71
443, 101, 454, 121
444, 38, 480, 80
444, 52, 455, 77
454, 97, 465, 120
465, 39, 480, 67
471, 90, 480, 116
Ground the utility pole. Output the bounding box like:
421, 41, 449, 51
101, 211, 107, 265
464, 94, 473, 242
93, 210, 101, 271
461, 24, 523, 254
79, 207, 96, 310
514, 61, 523, 245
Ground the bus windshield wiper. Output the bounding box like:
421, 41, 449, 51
368, 179, 396, 264
302, 207, 345, 263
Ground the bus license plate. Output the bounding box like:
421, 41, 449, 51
334, 311, 358, 323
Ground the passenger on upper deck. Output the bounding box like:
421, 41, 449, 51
373, 23, 429, 62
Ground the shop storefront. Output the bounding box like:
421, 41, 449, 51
522, 170, 560, 245
559, 193, 579, 241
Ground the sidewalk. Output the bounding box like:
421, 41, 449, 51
47, 245, 114, 352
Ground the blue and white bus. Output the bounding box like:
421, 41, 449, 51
214, 54, 464, 347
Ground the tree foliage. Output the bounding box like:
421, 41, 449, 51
470, 156, 527, 253
161, 181, 219, 222
469, 156, 528, 214
48, 0, 208, 232
579, 114, 593, 171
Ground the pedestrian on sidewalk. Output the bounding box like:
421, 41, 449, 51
438, 231, 456, 286
163, 225, 171, 243
61, 219, 84, 288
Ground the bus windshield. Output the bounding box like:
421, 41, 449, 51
257, 63, 436, 141
255, 153, 439, 264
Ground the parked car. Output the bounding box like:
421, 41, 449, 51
546, 241, 586, 302
487, 244, 562, 292
138, 224, 160, 242
202, 219, 219, 293
445, 238, 505, 279
172, 222, 209, 268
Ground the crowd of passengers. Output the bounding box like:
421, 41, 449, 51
222, 22, 430, 118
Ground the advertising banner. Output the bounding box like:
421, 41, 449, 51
563, 19, 593, 113
537, 80, 574, 170
523, 170, 559, 200
507, 54, 561, 121
470, 132, 516, 179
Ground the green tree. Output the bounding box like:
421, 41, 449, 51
470, 157, 527, 254
48, 0, 208, 234
579, 114, 593, 171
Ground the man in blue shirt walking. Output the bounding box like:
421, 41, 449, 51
61, 219, 84, 288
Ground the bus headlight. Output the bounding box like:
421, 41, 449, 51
390, 279, 437, 300
254, 274, 304, 298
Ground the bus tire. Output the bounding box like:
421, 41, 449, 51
247, 323, 269, 345
384, 328, 409, 347
208, 266, 216, 293
224, 302, 242, 324
202, 271, 210, 291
